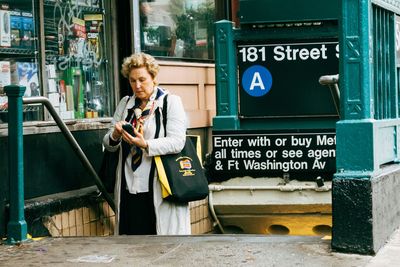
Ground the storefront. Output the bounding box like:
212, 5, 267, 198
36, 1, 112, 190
0, 0, 234, 237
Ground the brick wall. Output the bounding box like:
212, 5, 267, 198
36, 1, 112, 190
43, 198, 213, 236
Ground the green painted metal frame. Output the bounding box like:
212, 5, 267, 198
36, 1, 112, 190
336, 0, 400, 177
4, 85, 28, 244
214, 0, 400, 170
213, 0, 400, 254
372, 6, 397, 120
239, 0, 340, 24
213, 20, 240, 130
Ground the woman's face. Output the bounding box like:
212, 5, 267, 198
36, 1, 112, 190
128, 67, 155, 101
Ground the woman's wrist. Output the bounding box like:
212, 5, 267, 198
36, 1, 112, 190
142, 140, 148, 149
110, 131, 121, 141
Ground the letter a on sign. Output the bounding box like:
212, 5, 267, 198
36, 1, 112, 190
250, 72, 265, 90
242, 65, 273, 97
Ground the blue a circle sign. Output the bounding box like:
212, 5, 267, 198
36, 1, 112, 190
241, 65, 273, 97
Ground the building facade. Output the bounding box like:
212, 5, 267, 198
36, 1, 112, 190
0, 0, 237, 237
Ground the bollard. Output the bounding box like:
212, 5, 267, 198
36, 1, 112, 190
4, 85, 28, 244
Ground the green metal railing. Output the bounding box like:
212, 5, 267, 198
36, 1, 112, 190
372, 5, 397, 120
4, 85, 115, 244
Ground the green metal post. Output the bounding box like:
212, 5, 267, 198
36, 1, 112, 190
333, 0, 400, 254
4, 85, 28, 244
340, 0, 373, 120
336, 0, 375, 174
213, 20, 239, 130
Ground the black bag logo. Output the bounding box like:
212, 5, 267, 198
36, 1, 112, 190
177, 156, 196, 176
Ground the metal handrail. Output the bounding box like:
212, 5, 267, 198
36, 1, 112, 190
22, 97, 115, 211
319, 74, 340, 117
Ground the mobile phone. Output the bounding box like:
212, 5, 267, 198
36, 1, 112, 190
122, 123, 135, 137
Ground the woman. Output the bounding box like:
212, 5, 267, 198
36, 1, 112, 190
103, 53, 190, 235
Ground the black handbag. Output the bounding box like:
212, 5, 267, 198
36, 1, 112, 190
153, 94, 209, 203
98, 148, 119, 193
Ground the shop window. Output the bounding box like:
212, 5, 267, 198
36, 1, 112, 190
140, 0, 215, 60
43, 0, 114, 120
0, 0, 115, 123
0, 1, 42, 123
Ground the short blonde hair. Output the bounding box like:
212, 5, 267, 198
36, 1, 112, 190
121, 53, 159, 80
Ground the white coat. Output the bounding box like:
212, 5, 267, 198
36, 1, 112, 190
103, 90, 190, 235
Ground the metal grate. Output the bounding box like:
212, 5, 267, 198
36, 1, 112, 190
372, 5, 396, 119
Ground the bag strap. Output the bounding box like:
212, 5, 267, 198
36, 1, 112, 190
148, 99, 163, 191
155, 104, 162, 139
151, 93, 168, 138
162, 94, 168, 137
124, 96, 133, 122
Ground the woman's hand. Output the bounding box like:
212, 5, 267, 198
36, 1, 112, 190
111, 121, 124, 140
121, 122, 148, 149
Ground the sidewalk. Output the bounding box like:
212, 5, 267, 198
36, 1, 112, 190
365, 227, 400, 267
0, 229, 399, 266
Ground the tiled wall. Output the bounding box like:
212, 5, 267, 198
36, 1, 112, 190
43, 198, 213, 236
189, 199, 214, 235
43, 201, 115, 237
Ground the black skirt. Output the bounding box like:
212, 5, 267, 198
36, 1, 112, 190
119, 156, 156, 235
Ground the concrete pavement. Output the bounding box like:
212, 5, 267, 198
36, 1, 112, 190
365, 227, 400, 267
1, 228, 399, 266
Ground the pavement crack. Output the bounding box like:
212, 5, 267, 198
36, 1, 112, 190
151, 243, 183, 264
